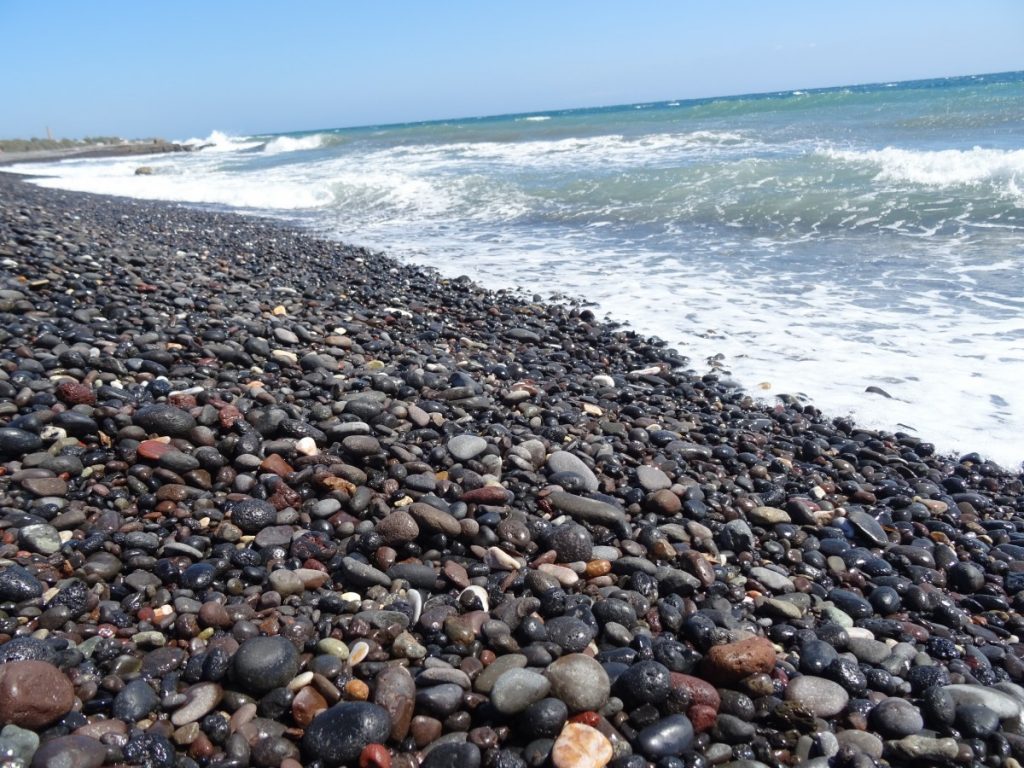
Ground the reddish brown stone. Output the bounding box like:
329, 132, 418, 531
218, 404, 242, 428
291, 686, 327, 728
460, 485, 510, 504
0, 660, 75, 728
705, 636, 777, 682
168, 393, 197, 409
268, 485, 301, 510
373, 667, 415, 742
688, 704, 718, 733
55, 381, 96, 406
138, 439, 173, 460
260, 453, 294, 476
671, 673, 721, 711
359, 743, 391, 768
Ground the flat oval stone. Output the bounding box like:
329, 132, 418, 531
29, 734, 106, 768
491, 669, 551, 715
448, 434, 488, 461
785, 675, 849, 717
301, 702, 391, 767
545, 654, 610, 713
635, 714, 694, 758
546, 451, 599, 493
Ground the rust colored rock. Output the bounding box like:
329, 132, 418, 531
551, 722, 613, 768
0, 660, 75, 728
585, 559, 612, 578
260, 453, 294, 476
218, 404, 243, 428
705, 636, 777, 682
55, 381, 96, 406
688, 704, 718, 733
292, 685, 328, 728
460, 485, 511, 504
346, 679, 370, 701
671, 673, 721, 711
359, 743, 391, 768
137, 439, 173, 460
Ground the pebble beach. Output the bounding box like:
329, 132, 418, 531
2, 170, 1024, 768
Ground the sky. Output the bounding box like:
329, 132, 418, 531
1, 1, 1021, 140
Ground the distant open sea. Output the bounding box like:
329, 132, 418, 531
9, 71, 1024, 467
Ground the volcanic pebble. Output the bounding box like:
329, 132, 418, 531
2, 172, 1024, 768
301, 702, 391, 767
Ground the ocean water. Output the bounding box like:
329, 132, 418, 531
7, 72, 1024, 467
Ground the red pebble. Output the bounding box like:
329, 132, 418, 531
568, 711, 601, 727
55, 381, 95, 406
137, 440, 172, 460
688, 704, 718, 733
460, 486, 510, 504
359, 743, 390, 768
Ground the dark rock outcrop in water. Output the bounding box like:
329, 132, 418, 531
0, 171, 1023, 768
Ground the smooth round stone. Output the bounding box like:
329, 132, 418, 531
944, 684, 1023, 721
847, 638, 891, 665
636, 465, 672, 491
870, 697, 923, 738
232, 636, 300, 695
491, 669, 551, 715
112, 678, 160, 722
551, 722, 612, 768
474, 654, 527, 694
133, 404, 196, 436
635, 714, 694, 758
29, 734, 106, 768
520, 698, 569, 739
705, 636, 777, 681
342, 435, 381, 456
171, 683, 223, 726
545, 654, 610, 713
422, 742, 481, 768
947, 562, 985, 593
229, 498, 277, 533
18, 524, 61, 555
546, 523, 593, 563
836, 730, 883, 760
415, 683, 464, 717
268, 569, 305, 596
301, 702, 391, 767
845, 508, 888, 547
785, 676, 849, 717
544, 616, 596, 653
799, 640, 839, 676
0, 565, 44, 602
20, 476, 67, 497
957, 703, 1001, 737
448, 434, 488, 461
0, 660, 75, 728
0, 428, 42, 460
828, 588, 873, 619
546, 452, 598, 493
180, 562, 216, 590
0, 724, 39, 766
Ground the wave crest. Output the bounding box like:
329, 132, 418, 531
823, 145, 1024, 189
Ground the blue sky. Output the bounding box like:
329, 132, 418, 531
1, 1, 1021, 140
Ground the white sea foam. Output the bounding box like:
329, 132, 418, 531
263, 134, 328, 154
180, 129, 263, 152
823, 145, 1024, 188
519, 116, 551, 122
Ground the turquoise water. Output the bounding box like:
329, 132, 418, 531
10, 71, 1024, 466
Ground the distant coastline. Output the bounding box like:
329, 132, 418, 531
0, 138, 193, 167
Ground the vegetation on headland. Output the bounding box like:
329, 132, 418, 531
0, 136, 142, 153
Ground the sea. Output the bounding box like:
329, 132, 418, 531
7, 71, 1024, 468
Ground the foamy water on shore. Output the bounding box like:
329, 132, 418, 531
6, 72, 1024, 467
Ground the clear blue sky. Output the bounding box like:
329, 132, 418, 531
2, 1, 1021, 140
